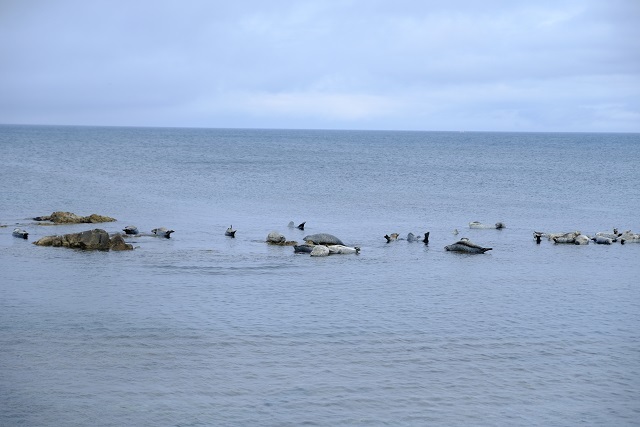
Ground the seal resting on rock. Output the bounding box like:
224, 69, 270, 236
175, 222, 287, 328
469, 221, 505, 229
310, 245, 330, 257
592, 235, 613, 245
123, 225, 139, 235
294, 243, 315, 253
327, 245, 360, 254
619, 230, 640, 244
548, 231, 580, 243
445, 238, 492, 254
12, 228, 28, 239
303, 233, 344, 246
151, 227, 174, 238
574, 234, 590, 245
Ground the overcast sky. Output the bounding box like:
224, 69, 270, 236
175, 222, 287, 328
1, 1, 639, 132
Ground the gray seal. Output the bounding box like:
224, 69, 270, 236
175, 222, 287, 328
445, 238, 492, 254
123, 225, 139, 235
294, 244, 315, 253
225, 225, 236, 238
12, 228, 29, 239
469, 221, 505, 229
151, 227, 174, 238
302, 233, 344, 246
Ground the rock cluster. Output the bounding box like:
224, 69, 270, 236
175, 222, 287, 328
33, 211, 116, 224
33, 229, 133, 251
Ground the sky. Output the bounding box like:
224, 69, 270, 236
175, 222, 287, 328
1, 0, 639, 132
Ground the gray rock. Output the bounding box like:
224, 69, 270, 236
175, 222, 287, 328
267, 231, 286, 244
34, 228, 132, 251
33, 211, 117, 224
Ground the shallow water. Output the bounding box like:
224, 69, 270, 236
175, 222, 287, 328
1, 126, 639, 426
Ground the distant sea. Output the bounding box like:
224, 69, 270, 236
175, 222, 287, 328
1, 125, 639, 426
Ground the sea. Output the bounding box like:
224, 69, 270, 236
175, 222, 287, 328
1, 125, 639, 426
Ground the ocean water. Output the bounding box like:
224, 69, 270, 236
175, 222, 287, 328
1, 125, 639, 426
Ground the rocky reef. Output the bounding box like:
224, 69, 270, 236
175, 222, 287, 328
33, 228, 133, 251
33, 211, 116, 224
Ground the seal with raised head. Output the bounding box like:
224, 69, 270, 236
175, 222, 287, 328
384, 233, 399, 243
327, 245, 360, 254
469, 221, 505, 229
445, 238, 492, 254
123, 225, 139, 235
151, 227, 174, 238
225, 225, 236, 238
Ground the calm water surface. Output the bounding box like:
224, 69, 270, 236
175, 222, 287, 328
1, 125, 639, 426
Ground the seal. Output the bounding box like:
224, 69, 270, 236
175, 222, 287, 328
225, 225, 236, 238
574, 234, 590, 245
595, 228, 621, 240
384, 233, 399, 243
407, 232, 429, 244
294, 244, 315, 253
595, 230, 620, 242
12, 228, 28, 239
445, 238, 492, 254
288, 221, 306, 230
123, 225, 139, 235
469, 221, 505, 229
553, 235, 577, 244
546, 231, 580, 241
151, 227, 174, 238
592, 235, 613, 245
303, 233, 345, 246
327, 245, 360, 254
310, 245, 330, 257
619, 230, 640, 244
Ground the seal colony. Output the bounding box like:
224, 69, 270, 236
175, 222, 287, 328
533, 228, 639, 245
5, 211, 638, 254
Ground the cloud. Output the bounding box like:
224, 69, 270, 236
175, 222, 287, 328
1, 0, 638, 131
